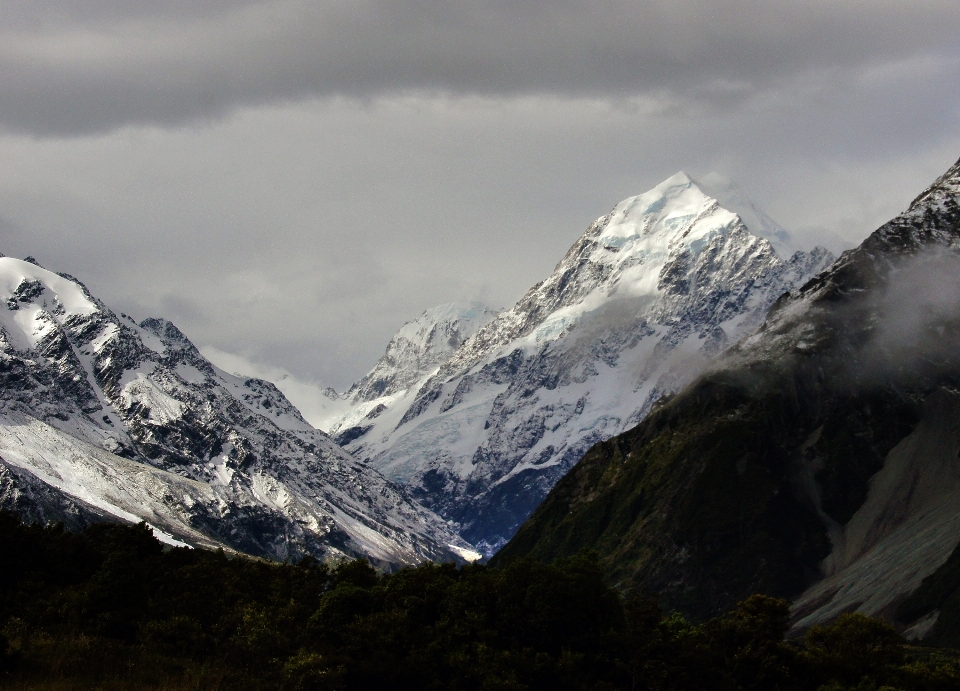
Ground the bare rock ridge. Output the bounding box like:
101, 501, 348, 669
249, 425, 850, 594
0, 257, 479, 566
493, 155, 960, 643
324, 173, 834, 555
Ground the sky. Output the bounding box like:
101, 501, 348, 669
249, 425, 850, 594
0, 0, 958, 394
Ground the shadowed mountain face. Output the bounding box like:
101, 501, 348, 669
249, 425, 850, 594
493, 157, 960, 639
326, 173, 833, 556
0, 257, 477, 567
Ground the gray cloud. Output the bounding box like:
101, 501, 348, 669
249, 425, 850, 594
0, 1, 958, 390
1, 0, 958, 136
852, 248, 960, 388
1, 89, 957, 388
874, 250, 960, 348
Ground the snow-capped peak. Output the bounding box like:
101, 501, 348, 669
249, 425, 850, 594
598, 171, 797, 260
0, 257, 99, 318
387, 302, 499, 365
326, 171, 836, 556
435, 171, 800, 377
696, 172, 798, 258
596, 171, 739, 254
0, 255, 477, 567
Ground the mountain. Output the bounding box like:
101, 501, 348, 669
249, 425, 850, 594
348, 302, 501, 404
0, 256, 479, 567
325, 173, 834, 555
492, 156, 960, 641
319, 302, 499, 435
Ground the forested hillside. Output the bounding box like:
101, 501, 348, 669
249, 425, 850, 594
1, 513, 959, 690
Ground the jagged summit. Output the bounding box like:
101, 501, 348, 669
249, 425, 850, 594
910, 154, 960, 207
325, 172, 835, 555
595, 171, 738, 259
0, 256, 478, 565
595, 170, 796, 258
695, 173, 798, 258
347, 301, 498, 404
435, 171, 818, 381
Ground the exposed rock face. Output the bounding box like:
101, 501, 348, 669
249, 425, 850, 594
0, 257, 478, 566
791, 389, 960, 632
347, 302, 500, 405
493, 156, 960, 640
326, 173, 833, 555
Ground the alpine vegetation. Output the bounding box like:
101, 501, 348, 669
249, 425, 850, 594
2, 513, 958, 691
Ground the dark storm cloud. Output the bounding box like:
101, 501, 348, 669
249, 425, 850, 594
1, 0, 958, 136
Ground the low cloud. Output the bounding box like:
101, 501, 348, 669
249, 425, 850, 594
1, 92, 957, 389
201, 345, 345, 429
862, 248, 960, 380
826, 246, 960, 392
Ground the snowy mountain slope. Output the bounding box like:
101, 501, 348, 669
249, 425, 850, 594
317, 302, 498, 435
0, 454, 120, 532
494, 155, 960, 638
327, 173, 834, 555
697, 172, 798, 258
348, 302, 500, 405
0, 256, 478, 566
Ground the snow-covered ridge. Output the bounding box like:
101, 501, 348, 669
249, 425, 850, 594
696, 172, 798, 258
348, 301, 499, 404
326, 173, 835, 555
322, 301, 499, 441
0, 256, 476, 566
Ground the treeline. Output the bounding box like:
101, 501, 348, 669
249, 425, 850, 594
0, 513, 958, 691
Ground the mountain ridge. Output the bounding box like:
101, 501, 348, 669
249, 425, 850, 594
492, 155, 960, 640
0, 256, 479, 566
325, 173, 834, 555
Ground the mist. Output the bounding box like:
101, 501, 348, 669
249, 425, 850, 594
866, 249, 960, 375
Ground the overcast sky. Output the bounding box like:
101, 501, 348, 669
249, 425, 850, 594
1, 0, 958, 392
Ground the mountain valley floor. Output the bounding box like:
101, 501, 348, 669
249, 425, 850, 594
2, 513, 960, 691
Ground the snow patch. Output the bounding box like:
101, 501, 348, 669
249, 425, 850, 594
89, 323, 119, 353
120, 374, 185, 424
0, 258, 98, 317
448, 544, 482, 562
